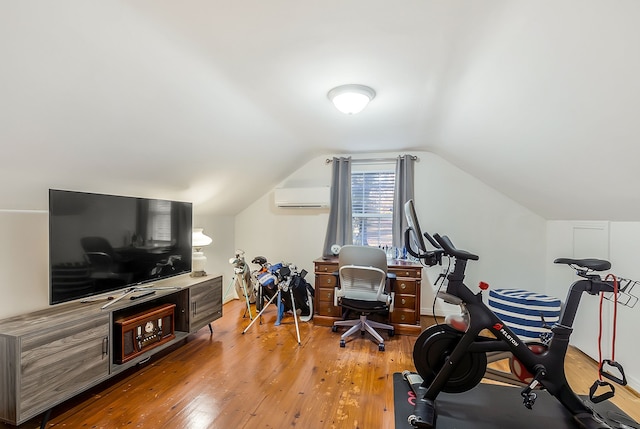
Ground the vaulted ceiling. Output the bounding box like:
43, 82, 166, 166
2, 1, 639, 219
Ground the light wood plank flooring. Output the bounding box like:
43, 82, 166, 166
3, 299, 638, 428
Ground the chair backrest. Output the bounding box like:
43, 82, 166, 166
338, 245, 389, 303
339, 245, 387, 271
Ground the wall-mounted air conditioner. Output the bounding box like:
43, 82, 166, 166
274, 187, 330, 208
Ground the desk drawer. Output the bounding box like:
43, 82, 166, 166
316, 263, 338, 274
390, 309, 417, 325
317, 301, 342, 317
316, 273, 337, 288
394, 294, 415, 310
389, 267, 422, 278
317, 287, 335, 303
394, 279, 417, 295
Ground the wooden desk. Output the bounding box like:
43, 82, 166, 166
313, 257, 422, 335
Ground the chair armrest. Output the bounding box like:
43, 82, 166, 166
333, 270, 341, 307
383, 271, 395, 311
385, 272, 396, 295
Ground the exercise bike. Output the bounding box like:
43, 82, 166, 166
402, 200, 637, 429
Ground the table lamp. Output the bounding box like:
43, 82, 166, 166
191, 228, 212, 277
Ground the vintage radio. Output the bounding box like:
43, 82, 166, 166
114, 303, 176, 364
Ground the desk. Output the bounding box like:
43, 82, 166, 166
313, 257, 422, 335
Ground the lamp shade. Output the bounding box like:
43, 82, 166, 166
327, 84, 376, 115
192, 228, 212, 248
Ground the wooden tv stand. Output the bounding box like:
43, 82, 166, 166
0, 274, 222, 426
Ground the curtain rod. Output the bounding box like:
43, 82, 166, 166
325, 155, 418, 164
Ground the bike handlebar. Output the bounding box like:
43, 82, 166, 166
433, 233, 479, 261
404, 228, 444, 266
423, 231, 441, 249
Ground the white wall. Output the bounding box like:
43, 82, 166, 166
234, 154, 332, 284
0, 210, 50, 318
609, 223, 640, 391
414, 152, 548, 315
192, 214, 235, 303
547, 221, 640, 392
235, 151, 548, 317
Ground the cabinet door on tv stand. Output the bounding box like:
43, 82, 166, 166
189, 276, 223, 333
18, 314, 110, 423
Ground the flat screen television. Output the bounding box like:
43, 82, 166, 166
49, 189, 193, 304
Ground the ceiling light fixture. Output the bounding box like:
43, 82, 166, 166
327, 84, 376, 115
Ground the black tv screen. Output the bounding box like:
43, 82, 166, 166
49, 189, 193, 304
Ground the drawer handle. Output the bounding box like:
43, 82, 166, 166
326, 278, 332, 284
400, 314, 406, 321
401, 298, 406, 305
400, 283, 406, 290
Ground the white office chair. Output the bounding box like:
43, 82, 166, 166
332, 245, 395, 351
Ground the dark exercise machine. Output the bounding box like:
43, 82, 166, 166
402, 200, 638, 429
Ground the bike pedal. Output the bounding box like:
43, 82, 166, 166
522, 391, 537, 409
520, 375, 543, 409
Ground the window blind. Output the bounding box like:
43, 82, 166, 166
351, 170, 395, 247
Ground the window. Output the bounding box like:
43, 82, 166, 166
351, 169, 395, 247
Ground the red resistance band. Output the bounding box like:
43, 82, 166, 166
597, 274, 619, 380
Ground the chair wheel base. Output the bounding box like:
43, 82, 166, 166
379, 343, 385, 351
340, 339, 346, 348
332, 325, 338, 332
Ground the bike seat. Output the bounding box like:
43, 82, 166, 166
553, 258, 611, 272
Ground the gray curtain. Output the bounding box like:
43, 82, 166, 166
323, 157, 352, 257
392, 155, 416, 248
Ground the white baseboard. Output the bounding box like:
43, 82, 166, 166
223, 295, 238, 304
627, 374, 640, 395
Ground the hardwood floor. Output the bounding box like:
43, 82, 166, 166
3, 299, 639, 429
